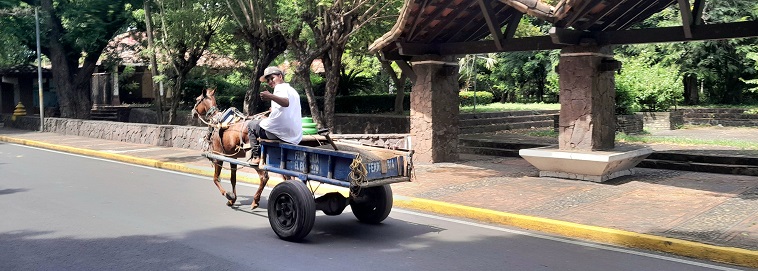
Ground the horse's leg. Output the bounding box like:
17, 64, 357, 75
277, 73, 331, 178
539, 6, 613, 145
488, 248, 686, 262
226, 164, 238, 206
211, 160, 231, 203
251, 169, 269, 209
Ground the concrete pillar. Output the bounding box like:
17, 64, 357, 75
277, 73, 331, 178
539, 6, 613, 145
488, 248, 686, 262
410, 55, 459, 163
557, 45, 617, 151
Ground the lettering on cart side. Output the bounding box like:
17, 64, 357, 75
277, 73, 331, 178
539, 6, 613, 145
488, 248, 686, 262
387, 159, 396, 171
367, 161, 380, 174
293, 151, 306, 172
309, 154, 320, 174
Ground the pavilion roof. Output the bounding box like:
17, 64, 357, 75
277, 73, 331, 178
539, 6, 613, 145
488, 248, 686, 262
370, 0, 758, 60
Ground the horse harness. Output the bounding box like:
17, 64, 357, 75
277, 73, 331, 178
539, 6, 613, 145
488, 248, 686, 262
200, 107, 249, 156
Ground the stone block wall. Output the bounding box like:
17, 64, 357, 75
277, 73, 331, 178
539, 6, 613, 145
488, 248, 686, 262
552, 114, 643, 134
680, 108, 758, 127
637, 111, 684, 131
333, 114, 409, 134
615, 114, 644, 134
3, 115, 408, 151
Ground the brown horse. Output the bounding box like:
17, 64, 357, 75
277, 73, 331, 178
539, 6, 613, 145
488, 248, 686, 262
191, 88, 269, 209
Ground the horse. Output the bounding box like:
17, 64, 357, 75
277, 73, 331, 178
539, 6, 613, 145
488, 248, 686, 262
191, 88, 269, 209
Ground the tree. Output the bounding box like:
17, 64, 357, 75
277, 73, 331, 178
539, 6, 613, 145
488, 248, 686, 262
277, 0, 397, 129
151, 0, 226, 124
224, 0, 287, 115
0, 5, 34, 68
3, 0, 140, 118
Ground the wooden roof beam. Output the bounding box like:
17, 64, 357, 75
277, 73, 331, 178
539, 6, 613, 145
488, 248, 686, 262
395, 20, 758, 56
576, 0, 628, 31
425, 1, 479, 42
677, 0, 693, 38
562, 0, 603, 28
614, 1, 662, 31
692, 0, 705, 25
409, 0, 460, 41
477, 0, 505, 50
505, 12, 523, 39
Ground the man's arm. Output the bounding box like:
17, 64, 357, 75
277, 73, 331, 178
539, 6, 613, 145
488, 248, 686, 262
260, 90, 290, 107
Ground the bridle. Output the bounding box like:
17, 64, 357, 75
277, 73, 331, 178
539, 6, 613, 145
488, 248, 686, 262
192, 95, 219, 126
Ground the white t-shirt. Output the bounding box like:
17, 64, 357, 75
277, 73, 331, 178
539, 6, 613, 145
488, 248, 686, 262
260, 83, 302, 144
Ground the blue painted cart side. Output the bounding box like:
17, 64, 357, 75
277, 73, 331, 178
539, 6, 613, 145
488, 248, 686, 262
259, 141, 411, 188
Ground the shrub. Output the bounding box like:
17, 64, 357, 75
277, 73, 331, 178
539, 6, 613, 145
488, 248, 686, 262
616, 58, 682, 113
459, 91, 494, 106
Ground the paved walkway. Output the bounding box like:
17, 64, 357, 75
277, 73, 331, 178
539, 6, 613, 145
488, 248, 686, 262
1, 126, 757, 269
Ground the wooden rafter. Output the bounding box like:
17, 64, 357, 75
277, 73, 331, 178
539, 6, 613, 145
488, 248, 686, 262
678, 0, 693, 38
423, 1, 477, 42
409, 0, 459, 41
438, 3, 484, 42
463, 3, 510, 41
692, 0, 705, 25
395, 20, 758, 56
601, 1, 645, 31
407, 0, 432, 41
614, 1, 662, 31
395, 60, 416, 83
504, 11, 523, 39
563, 0, 603, 28
477, 0, 505, 50
576, 0, 628, 31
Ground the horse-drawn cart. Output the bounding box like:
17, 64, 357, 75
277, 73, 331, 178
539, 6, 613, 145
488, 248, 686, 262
202, 134, 413, 241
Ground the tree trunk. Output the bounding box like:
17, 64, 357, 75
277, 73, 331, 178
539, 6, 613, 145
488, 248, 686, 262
293, 61, 324, 128
243, 32, 287, 115
144, 0, 163, 124
379, 60, 407, 114
683, 73, 698, 105
322, 47, 344, 130
42, 0, 91, 119
168, 73, 184, 124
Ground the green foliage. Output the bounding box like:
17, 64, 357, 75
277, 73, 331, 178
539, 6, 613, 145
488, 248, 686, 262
180, 69, 250, 109
299, 94, 410, 115
459, 91, 494, 106
460, 102, 560, 113
338, 67, 374, 96
0, 4, 35, 68
615, 57, 683, 113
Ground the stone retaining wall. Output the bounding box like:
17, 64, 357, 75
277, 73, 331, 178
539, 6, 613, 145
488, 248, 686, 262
636, 111, 684, 130
2, 115, 409, 150
680, 108, 758, 127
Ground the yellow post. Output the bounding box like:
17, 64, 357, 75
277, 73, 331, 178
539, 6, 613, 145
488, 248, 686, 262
11, 102, 27, 121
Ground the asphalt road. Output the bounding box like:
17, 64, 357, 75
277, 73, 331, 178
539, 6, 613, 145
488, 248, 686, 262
0, 142, 752, 271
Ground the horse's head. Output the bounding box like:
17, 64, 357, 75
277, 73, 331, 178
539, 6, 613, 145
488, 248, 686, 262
191, 88, 219, 122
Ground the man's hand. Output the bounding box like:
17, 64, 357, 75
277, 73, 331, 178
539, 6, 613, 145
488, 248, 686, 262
260, 90, 290, 107
260, 91, 274, 101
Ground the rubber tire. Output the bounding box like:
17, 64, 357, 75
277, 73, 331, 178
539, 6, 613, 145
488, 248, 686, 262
349, 184, 393, 224
268, 180, 316, 242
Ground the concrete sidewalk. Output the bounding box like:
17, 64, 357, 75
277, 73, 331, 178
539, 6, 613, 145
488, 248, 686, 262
1, 126, 757, 269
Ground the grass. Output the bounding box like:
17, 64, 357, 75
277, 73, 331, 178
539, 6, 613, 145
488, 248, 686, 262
460, 102, 560, 113
525, 129, 758, 150
616, 132, 758, 150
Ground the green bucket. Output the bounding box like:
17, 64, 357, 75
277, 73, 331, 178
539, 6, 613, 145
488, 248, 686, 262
302, 127, 318, 135
302, 117, 314, 123
302, 122, 317, 129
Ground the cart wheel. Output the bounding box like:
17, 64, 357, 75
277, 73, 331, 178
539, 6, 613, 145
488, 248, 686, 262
349, 184, 393, 224
267, 180, 316, 241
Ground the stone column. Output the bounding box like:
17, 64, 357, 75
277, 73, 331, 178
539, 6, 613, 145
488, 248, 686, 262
410, 55, 459, 163
558, 45, 617, 151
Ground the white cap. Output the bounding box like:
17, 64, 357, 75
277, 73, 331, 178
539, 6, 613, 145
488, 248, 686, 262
259, 66, 283, 82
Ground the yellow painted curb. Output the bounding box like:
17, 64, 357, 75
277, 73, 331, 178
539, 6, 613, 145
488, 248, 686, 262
394, 197, 758, 268
0, 135, 347, 196
2, 134, 756, 268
